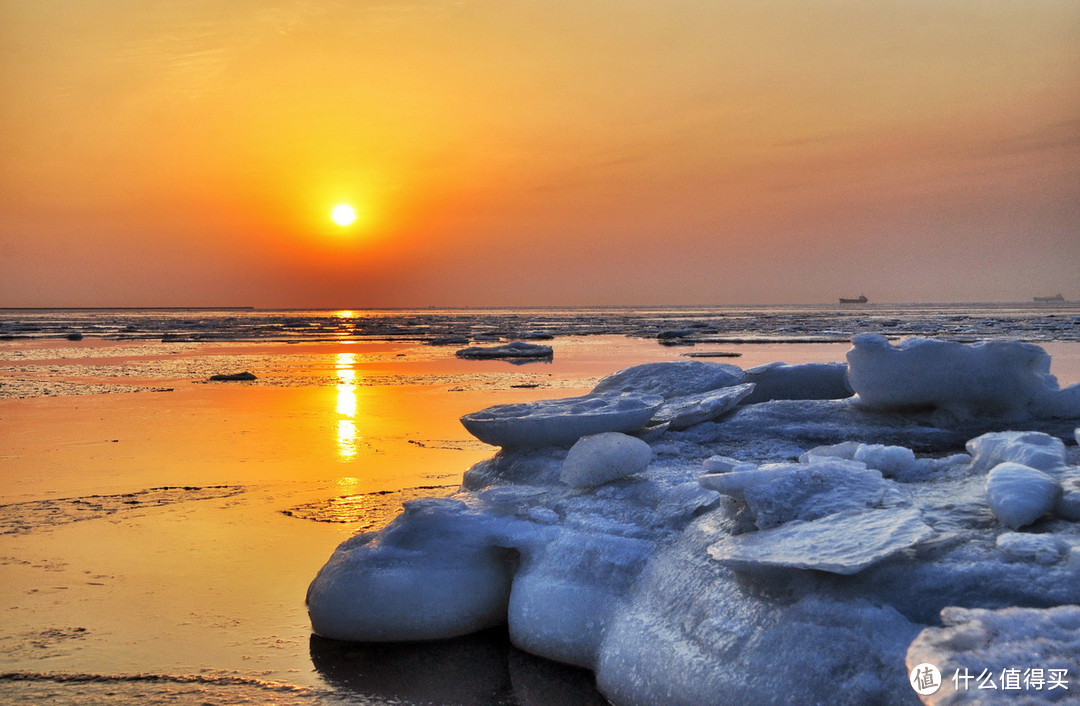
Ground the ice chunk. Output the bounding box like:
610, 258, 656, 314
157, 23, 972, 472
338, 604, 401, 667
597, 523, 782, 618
966, 430, 1067, 472
560, 433, 652, 488
984, 462, 1061, 529
798, 440, 862, 464
699, 459, 889, 529
1057, 474, 1080, 521
460, 393, 663, 449
599, 517, 919, 705
742, 361, 852, 403
995, 531, 1069, 564
456, 340, 553, 359
907, 606, 1080, 703
1031, 382, 1080, 418
591, 361, 744, 399
306, 498, 514, 642
852, 443, 919, 479
707, 508, 933, 575
650, 382, 755, 430
508, 530, 655, 669
702, 455, 755, 473
846, 333, 1060, 419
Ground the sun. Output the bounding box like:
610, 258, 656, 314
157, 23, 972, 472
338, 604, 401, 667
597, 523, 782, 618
331, 204, 357, 227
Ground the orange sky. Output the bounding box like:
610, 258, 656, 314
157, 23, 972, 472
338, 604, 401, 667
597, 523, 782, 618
2, 1, 1078, 307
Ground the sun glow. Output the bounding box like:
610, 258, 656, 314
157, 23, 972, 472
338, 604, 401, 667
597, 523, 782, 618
331, 204, 357, 226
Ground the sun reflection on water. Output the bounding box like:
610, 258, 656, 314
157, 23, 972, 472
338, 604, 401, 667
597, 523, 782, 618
335, 352, 359, 461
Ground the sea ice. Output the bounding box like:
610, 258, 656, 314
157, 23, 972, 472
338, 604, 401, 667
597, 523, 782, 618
846, 333, 1064, 419
966, 430, 1067, 472
698, 458, 892, 529
455, 340, 554, 360
995, 531, 1069, 565
906, 605, 1080, 704
649, 382, 755, 430
742, 361, 851, 403
590, 361, 744, 398
460, 393, 663, 449
306, 498, 515, 642
560, 433, 652, 488
701, 455, 755, 473
984, 462, 1061, 529
706, 508, 934, 575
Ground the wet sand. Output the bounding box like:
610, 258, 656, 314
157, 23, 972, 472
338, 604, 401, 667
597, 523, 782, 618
2, 336, 1078, 703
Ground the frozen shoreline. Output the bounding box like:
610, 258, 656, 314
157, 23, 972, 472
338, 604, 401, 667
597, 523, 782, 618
309, 336, 1080, 705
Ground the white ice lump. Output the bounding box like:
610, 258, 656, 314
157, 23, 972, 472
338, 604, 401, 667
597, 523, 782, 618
984, 462, 1061, 529
846, 333, 1078, 419
560, 432, 652, 488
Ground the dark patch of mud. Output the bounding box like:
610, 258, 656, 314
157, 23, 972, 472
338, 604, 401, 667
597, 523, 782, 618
0, 486, 245, 535
282, 485, 458, 531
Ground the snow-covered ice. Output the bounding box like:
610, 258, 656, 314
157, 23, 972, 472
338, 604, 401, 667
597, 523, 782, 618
308, 336, 1080, 705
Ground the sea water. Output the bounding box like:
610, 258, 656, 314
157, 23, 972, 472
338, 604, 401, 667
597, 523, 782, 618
2, 302, 1079, 343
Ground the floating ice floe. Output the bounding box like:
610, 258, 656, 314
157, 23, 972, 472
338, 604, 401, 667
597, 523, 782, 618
309, 336, 1080, 705
455, 340, 554, 360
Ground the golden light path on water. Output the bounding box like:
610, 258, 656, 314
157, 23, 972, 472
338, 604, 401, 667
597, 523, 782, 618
335, 351, 359, 461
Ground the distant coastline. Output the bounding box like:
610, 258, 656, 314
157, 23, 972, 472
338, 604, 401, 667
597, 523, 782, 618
0, 306, 256, 312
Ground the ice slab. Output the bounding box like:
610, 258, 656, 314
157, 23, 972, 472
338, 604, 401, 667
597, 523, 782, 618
456, 341, 554, 359
460, 393, 663, 449
707, 508, 934, 575
995, 531, 1069, 565
591, 361, 744, 399
650, 382, 755, 430
699, 459, 890, 529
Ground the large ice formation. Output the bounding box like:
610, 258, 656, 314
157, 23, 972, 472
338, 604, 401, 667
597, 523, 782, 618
846, 333, 1078, 420
308, 338, 1080, 705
